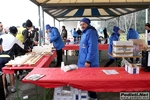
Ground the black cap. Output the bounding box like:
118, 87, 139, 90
9, 26, 18, 34
26, 19, 33, 27
22, 22, 26, 28
145, 23, 150, 28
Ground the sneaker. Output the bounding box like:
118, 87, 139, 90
10, 86, 16, 93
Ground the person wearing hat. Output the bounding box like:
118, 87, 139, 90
78, 17, 99, 100
104, 26, 120, 67
22, 19, 38, 51
0, 26, 30, 96
145, 23, 150, 45
46, 24, 64, 67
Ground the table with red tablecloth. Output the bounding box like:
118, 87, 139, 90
63, 44, 108, 61
22, 67, 150, 92
2, 52, 57, 74
2, 52, 57, 100
63, 44, 108, 50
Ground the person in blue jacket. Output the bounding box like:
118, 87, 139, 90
126, 28, 139, 40
72, 28, 78, 42
78, 17, 99, 100
126, 28, 139, 63
104, 26, 120, 67
46, 24, 64, 67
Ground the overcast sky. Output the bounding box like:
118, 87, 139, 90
0, 0, 55, 28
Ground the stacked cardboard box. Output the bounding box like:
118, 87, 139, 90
113, 41, 133, 57
53, 86, 88, 100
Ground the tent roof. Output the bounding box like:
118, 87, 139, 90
30, 0, 150, 21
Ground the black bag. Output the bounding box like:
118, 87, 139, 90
141, 50, 150, 72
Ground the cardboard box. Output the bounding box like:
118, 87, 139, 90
125, 64, 140, 74
113, 46, 133, 53
113, 41, 133, 46
113, 52, 133, 57
129, 39, 146, 51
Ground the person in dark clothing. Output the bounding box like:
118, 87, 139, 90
61, 26, 67, 44
77, 28, 82, 41
46, 24, 64, 67
22, 19, 38, 51
103, 28, 109, 44
104, 26, 120, 67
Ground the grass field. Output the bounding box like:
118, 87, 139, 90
119, 33, 146, 41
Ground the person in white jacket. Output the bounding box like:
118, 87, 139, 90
145, 23, 150, 45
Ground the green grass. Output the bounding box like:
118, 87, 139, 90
118, 33, 146, 41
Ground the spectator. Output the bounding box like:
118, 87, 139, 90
72, 28, 78, 42
126, 28, 139, 40
22, 19, 38, 51
77, 28, 82, 40
103, 28, 109, 44
0, 22, 5, 35
61, 26, 67, 44
16, 22, 26, 43
145, 23, 150, 45
126, 28, 139, 63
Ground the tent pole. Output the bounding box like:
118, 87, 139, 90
146, 9, 148, 42
118, 17, 120, 27
38, 6, 41, 46
53, 18, 56, 27
135, 12, 137, 30
105, 20, 107, 28
59, 21, 61, 32
42, 8, 45, 43
149, 5, 150, 22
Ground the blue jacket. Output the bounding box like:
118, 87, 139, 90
108, 32, 120, 59
77, 26, 99, 67
49, 27, 64, 50
126, 28, 139, 40
73, 30, 78, 37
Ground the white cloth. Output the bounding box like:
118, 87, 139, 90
0, 34, 24, 51
45, 33, 50, 45
147, 32, 150, 41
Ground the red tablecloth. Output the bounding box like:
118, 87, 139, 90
2, 52, 57, 74
63, 44, 108, 50
22, 67, 150, 92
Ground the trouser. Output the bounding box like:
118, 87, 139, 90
73, 36, 76, 42
104, 38, 108, 44
56, 49, 63, 67
104, 59, 115, 67
148, 41, 150, 45
130, 58, 139, 63
88, 91, 97, 99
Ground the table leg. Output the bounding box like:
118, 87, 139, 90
35, 85, 38, 100
116, 58, 121, 67
99, 50, 101, 62
14, 76, 39, 100
66, 50, 68, 62
44, 89, 46, 100
15, 75, 20, 100
44, 89, 51, 100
